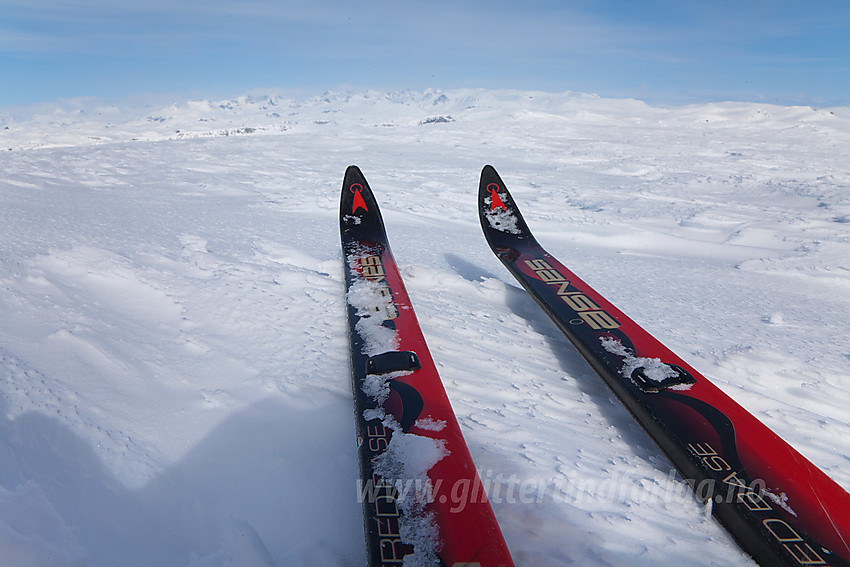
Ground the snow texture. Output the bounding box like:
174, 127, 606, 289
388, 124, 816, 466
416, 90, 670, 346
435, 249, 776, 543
1, 88, 849, 566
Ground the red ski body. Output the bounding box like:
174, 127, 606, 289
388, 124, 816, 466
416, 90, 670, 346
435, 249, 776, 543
341, 166, 514, 567
478, 165, 850, 567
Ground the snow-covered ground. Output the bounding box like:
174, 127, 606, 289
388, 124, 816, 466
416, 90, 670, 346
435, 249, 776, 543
1, 89, 848, 566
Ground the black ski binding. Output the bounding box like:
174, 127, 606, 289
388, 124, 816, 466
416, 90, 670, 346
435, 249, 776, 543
366, 351, 422, 375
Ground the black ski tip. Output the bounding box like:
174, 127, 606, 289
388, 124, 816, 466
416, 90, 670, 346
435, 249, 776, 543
478, 165, 532, 242
340, 164, 376, 217
339, 165, 387, 243
342, 164, 369, 201
478, 164, 514, 212
343, 164, 366, 185
479, 165, 503, 195
481, 164, 499, 178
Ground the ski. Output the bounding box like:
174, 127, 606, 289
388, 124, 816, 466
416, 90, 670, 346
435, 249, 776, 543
341, 165, 515, 567
478, 165, 850, 567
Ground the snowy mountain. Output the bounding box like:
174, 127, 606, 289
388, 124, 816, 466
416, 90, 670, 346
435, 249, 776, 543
1, 89, 848, 566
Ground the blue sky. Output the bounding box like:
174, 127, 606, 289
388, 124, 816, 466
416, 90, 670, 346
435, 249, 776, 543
1, 0, 848, 107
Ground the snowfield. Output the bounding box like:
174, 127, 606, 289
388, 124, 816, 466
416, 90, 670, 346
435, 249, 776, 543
1, 89, 849, 566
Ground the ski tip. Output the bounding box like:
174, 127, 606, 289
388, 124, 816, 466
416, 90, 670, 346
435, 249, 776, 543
343, 164, 367, 187
479, 165, 503, 191
478, 165, 531, 241
340, 165, 386, 238
340, 165, 377, 215
478, 165, 510, 204
341, 165, 372, 210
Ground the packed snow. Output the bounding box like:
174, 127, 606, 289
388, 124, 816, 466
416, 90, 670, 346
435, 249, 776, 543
599, 337, 682, 387
1, 88, 849, 566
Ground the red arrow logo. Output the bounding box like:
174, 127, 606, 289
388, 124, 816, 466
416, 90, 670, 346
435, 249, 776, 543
488, 183, 506, 210
351, 183, 368, 213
